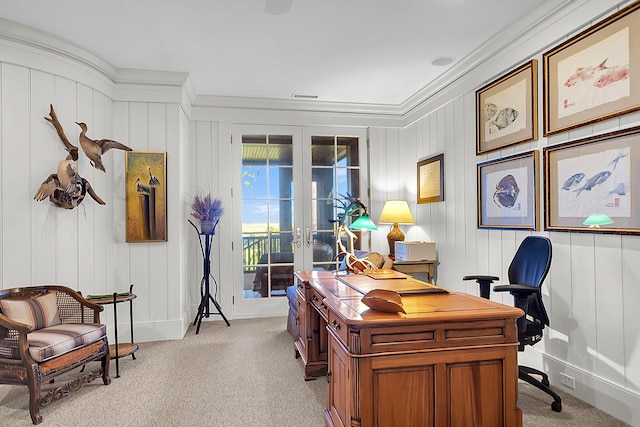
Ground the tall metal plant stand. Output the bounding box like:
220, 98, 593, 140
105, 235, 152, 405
189, 220, 230, 333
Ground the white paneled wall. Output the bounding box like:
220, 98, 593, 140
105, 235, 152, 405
0, 44, 192, 343
1, 0, 640, 424
367, 3, 640, 422
371, 102, 640, 425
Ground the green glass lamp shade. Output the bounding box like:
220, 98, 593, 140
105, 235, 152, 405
350, 214, 378, 231
583, 213, 614, 227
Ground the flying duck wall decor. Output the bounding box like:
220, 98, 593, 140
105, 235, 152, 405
75, 121, 132, 172
34, 104, 130, 210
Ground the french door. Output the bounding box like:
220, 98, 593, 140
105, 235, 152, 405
231, 124, 368, 317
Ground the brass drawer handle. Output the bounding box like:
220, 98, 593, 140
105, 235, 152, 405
312, 295, 318, 302
332, 320, 340, 330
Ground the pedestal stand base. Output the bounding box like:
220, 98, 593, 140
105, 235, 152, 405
193, 288, 230, 334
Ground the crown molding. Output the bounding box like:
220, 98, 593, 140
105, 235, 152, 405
0, 17, 116, 83
401, 0, 577, 122
402, 0, 633, 127
0, 1, 633, 128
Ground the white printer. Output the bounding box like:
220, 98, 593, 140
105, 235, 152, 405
394, 241, 436, 261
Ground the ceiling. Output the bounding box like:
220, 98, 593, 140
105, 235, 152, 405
0, 0, 543, 105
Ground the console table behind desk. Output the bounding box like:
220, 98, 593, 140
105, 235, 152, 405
293, 270, 524, 427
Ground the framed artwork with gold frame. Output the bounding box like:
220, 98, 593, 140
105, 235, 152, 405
544, 126, 640, 234
476, 59, 538, 154
125, 151, 167, 242
543, 2, 640, 135
417, 153, 444, 204
477, 150, 539, 230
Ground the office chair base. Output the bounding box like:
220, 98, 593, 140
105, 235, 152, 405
519, 365, 562, 412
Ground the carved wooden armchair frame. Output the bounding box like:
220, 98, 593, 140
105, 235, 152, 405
0, 285, 111, 424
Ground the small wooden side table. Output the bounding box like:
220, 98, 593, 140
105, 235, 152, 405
88, 284, 138, 378
392, 259, 438, 283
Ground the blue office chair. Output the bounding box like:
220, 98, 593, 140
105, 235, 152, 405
463, 235, 562, 412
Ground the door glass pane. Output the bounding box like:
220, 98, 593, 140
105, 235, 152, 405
312, 136, 336, 166
269, 136, 294, 165
242, 134, 294, 299
337, 136, 359, 166
311, 135, 361, 271
335, 168, 360, 199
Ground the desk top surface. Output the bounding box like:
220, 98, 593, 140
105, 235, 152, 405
296, 270, 523, 325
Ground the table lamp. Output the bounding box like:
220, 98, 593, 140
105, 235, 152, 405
378, 200, 415, 258
583, 213, 614, 228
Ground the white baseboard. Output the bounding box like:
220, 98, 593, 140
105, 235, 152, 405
520, 349, 640, 426
106, 319, 188, 344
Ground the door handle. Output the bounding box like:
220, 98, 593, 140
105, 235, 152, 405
305, 227, 311, 247
295, 227, 301, 248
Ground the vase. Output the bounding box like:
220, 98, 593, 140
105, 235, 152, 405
200, 220, 215, 235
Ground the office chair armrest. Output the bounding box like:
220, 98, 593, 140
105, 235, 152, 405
463, 275, 500, 299
462, 275, 500, 282
493, 283, 539, 294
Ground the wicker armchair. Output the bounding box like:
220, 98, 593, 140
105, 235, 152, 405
0, 285, 111, 424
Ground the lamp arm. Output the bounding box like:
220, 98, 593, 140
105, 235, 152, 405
336, 224, 358, 255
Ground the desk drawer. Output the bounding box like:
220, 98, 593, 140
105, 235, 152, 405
296, 278, 312, 301
328, 312, 349, 346
310, 288, 329, 321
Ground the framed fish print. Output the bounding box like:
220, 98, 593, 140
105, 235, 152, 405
476, 60, 538, 154
543, 1, 640, 136
417, 153, 444, 204
544, 125, 640, 235
125, 151, 167, 242
477, 150, 539, 230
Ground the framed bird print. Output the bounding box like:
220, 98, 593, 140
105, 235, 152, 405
543, 1, 640, 135
125, 151, 167, 242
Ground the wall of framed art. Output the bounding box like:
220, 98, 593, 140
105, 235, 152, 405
474, 2, 640, 236
368, 2, 640, 424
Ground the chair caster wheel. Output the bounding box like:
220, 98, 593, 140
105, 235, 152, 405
551, 400, 562, 412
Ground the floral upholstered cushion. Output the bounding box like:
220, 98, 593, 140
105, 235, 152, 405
27, 323, 107, 362
0, 292, 61, 330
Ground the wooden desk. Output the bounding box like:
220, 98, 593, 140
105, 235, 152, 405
392, 259, 438, 283
294, 270, 523, 427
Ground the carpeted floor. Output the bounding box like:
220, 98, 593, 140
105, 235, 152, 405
0, 317, 630, 426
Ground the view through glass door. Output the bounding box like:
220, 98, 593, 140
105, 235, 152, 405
232, 125, 367, 317
303, 127, 368, 274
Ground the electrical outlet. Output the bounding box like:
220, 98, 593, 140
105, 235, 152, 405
559, 373, 575, 389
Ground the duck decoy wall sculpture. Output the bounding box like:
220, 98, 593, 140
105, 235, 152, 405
34, 104, 129, 210
76, 121, 132, 172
